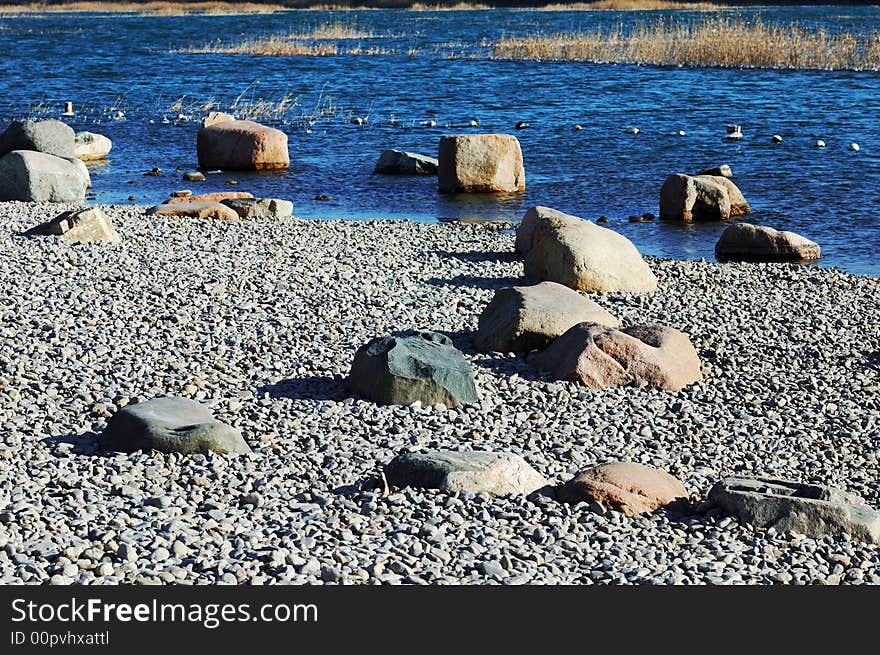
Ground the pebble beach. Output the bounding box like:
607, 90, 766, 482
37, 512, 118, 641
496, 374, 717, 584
0, 201, 877, 585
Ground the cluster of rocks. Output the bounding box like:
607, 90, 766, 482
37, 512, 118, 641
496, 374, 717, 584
0, 205, 877, 584
0, 120, 90, 202
658, 166, 821, 263
374, 133, 526, 194
149, 191, 293, 223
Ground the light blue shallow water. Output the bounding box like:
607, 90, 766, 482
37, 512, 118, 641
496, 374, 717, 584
0, 7, 878, 274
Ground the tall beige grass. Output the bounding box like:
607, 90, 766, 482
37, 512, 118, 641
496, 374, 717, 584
179, 22, 382, 56
491, 16, 880, 71
538, 1, 721, 10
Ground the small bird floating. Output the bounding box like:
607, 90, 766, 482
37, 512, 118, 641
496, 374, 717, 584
515, 121, 530, 130
816, 139, 826, 148
678, 130, 686, 136
421, 119, 437, 127
850, 143, 860, 152
772, 134, 783, 143
625, 127, 640, 134
573, 124, 583, 131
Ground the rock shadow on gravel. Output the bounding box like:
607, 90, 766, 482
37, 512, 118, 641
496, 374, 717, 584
41, 432, 100, 456
425, 274, 528, 290
430, 249, 520, 264
259, 376, 350, 402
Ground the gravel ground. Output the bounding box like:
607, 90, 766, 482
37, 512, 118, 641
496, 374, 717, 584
0, 201, 878, 585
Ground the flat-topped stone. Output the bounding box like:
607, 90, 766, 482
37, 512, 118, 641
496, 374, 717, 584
438, 134, 525, 193
221, 197, 293, 220
101, 396, 250, 455
709, 476, 880, 543
384, 450, 549, 496
148, 202, 240, 222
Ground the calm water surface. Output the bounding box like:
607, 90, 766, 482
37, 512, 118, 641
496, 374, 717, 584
1, 7, 878, 275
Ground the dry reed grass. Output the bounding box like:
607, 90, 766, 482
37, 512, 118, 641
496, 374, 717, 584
0, 2, 288, 15
491, 16, 880, 71
537, 1, 721, 10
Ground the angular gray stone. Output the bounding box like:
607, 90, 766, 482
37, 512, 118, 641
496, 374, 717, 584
0, 150, 88, 202
715, 223, 821, 262
475, 281, 619, 353
374, 149, 438, 175
709, 476, 880, 544
659, 173, 749, 221
100, 397, 251, 455
220, 197, 293, 220
26, 207, 121, 243
0, 119, 75, 159
384, 450, 549, 496
348, 330, 478, 407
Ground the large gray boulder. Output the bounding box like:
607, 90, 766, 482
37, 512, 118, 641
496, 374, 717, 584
715, 223, 821, 262
475, 281, 619, 353
660, 173, 750, 221
384, 450, 549, 496
709, 477, 880, 544
0, 119, 75, 159
0, 150, 88, 202
348, 330, 478, 407
518, 206, 658, 293
100, 396, 250, 455
375, 149, 438, 175
26, 207, 120, 243
534, 322, 703, 391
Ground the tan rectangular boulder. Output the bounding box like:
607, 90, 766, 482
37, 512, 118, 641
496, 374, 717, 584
438, 134, 525, 193
148, 202, 240, 222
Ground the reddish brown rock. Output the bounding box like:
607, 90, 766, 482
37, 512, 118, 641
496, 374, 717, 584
197, 115, 289, 171
534, 322, 702, 391
558, 461, 688, 516
166, 191, 253, 205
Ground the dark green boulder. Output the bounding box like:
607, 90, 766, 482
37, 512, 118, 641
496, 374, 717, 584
348, 330, 478, 407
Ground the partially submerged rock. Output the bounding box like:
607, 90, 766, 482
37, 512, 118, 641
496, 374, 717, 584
518, 206, 658, 293
221, 197, 293, 220
0, 150, 88, 202
696, 165, 733, 178
660, 173, 750, 221
26, 207, 120, 243
384, 450, 549, 496
375, 149, 438, 175
438, 134, 525, 193
197, 112, 289, 171
348, 330, 478, 407
715, 223, 821, 262
101, 396, 251, 455
148, 202, 240, 222
709, 477, 880, 543
74, 131, 112, 161
558, 461, 688, 516
534, 322, 703, 391
0, 119, 75, 159
475, 281, 619, 353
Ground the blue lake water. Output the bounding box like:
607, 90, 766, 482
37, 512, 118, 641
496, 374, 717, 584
1, 6, 879, 275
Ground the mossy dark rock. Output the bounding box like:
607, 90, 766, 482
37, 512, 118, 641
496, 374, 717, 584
348, 330, 478, 407
100, 397, 250, 455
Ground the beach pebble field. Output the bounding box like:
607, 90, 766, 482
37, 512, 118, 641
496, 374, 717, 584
0, 201, 878, 585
